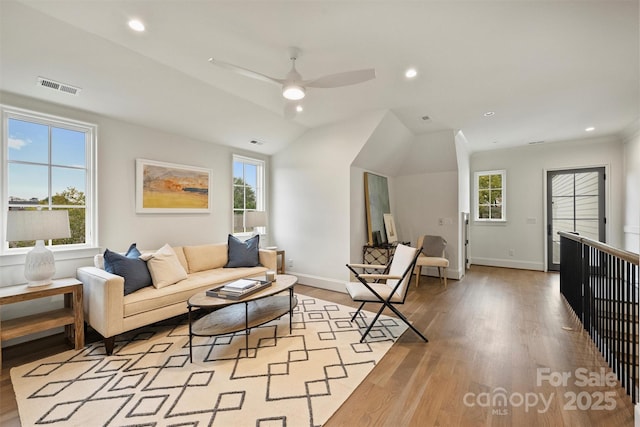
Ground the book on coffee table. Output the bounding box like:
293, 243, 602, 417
206, 279, 272, 300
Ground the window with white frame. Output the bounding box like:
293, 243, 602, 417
232, 155, 265, 234
474, 169, 506, 221
2, 106, 96, 253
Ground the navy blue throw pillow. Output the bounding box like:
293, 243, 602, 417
104, 243, 141, 274
104, 246, 151, 295
226, 234, 260, 267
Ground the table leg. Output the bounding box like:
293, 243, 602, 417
289, 288, 293, 334
64, 290, 83, 349
64, 292, 72, 346
73, 286, 84, 350
244, 302, 249, 356
188, 306, 193, 363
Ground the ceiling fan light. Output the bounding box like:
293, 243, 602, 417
282, 84, 305, 100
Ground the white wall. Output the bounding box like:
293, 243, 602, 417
394, 171, 460, 277
470, 136, 625, 271
392, 130, 463, 279
271, 110, 385, 292
623, 128, 640, 253
455, 131, 471, 275
0, 91, 268, 344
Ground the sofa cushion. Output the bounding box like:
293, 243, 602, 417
103, 248, 152, 295
172, 246, 189, 272
226, 234, 260, 268
183, 244, 227, 273
123, 265, 268, 317
141, 244, 188, 289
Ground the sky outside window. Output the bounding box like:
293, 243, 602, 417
8, 118, 86, 201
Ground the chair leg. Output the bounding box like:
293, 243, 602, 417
444, 273, 448, 288
385, 304, 428, 342
351, 301, 367, 322
415, 267, 421, 287
359, 304, 387, 343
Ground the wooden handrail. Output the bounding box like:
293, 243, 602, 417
558, 231, 639, 265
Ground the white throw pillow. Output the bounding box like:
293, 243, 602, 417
94, 253, 105, 270
142, 244, 188, 288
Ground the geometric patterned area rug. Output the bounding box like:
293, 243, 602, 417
11, 294, 407, 426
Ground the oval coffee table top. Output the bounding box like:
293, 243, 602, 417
188, 274, 298, 309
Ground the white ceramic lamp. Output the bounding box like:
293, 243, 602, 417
6, 209, 71, 287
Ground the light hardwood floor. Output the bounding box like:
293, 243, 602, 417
1, 266, 635, 426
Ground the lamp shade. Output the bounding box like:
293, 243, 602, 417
6, 209, 71, 241
245, 210, 267, 228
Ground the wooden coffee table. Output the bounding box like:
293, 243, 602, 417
187, 274, 297, 362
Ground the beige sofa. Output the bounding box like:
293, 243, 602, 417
77, 243, 276, 354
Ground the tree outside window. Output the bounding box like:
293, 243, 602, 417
475, 170, 506, 221
233, 156, 264, 234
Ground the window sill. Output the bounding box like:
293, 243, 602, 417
0, 246, 100, 267
474, 219, 508, 225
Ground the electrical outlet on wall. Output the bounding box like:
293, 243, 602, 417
509, 249, 515, 257
287, 258, 293, 268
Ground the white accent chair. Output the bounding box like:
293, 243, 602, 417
346, 244, 427, 343
414, 235, 449, 288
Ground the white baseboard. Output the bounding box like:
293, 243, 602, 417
288, 271, 348, 294
417, 266, 464, 280
293, 266, 466, 292
470, 257, 545, 271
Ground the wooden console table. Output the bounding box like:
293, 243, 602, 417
0, 278, 84, 369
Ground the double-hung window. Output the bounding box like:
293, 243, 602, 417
2, 106, 97, 253
232, 155, 265, 234
474, 169, 506, 222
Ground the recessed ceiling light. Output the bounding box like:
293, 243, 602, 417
295, 105, 303, 113
128, 19, 145, 32
483, 111, 495, 117
405, 68, 417, 79
585, 127, 595, 132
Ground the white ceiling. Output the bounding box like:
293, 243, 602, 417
1, 1, 638, 155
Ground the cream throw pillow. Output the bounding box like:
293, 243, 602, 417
141, 244, 188, 288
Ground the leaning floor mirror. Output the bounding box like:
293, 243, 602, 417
364, 172, 391, 246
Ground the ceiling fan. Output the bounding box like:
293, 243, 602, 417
208, 47, 376, 118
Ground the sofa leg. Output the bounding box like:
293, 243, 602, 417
104, 336, 115, 355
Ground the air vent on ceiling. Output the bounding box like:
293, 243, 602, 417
528, 140, 545, 145
37, 77, 81, 96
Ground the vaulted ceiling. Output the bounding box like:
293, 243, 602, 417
1, 1, 638, 155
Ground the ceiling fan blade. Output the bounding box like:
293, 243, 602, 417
208, 57, 284, 86
304, 68, 376, 88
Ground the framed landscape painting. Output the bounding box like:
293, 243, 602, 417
136, 159, 212, 213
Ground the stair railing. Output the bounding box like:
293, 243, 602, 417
559, 231, 640, 402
